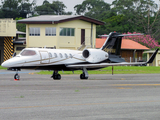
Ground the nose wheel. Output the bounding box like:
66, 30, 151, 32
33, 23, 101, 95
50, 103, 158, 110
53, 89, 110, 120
14, 69, 20, 80
14, 73, 20, 80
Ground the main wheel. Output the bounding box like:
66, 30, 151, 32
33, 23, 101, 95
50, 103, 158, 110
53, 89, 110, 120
57, 74, 61, 80
53, 74, 61, 80
80, 74, 84, 79
80, 74, 88, 79
14, 74, 20, 80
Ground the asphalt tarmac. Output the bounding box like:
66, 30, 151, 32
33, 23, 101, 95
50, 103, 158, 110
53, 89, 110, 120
0, 70, 160, 120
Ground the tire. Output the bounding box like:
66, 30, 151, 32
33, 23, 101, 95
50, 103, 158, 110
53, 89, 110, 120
14, 74, 20, 80
80, 74, 88, 79
57, 74, 61, 80
53, 74, 61, 80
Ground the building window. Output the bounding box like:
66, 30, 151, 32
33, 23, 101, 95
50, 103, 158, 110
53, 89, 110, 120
29, 27, 40, 36
45, 27, 56, 36
60, 28, 75, 36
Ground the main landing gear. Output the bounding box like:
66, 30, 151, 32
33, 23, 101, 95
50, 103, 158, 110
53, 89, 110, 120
51, 70, 61, 80
80, 67, 88, 79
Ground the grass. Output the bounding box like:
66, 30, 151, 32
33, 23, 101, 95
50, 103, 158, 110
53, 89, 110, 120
0, 66, 7, 70
37, 66, 160, 75
1, 65, 160, 74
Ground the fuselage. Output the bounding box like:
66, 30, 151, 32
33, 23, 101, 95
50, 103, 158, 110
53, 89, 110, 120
1, 48, 87, 70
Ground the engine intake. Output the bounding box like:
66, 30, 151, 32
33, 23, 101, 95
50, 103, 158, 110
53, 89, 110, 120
83, 49, 90, 58
82, 49, 108, 63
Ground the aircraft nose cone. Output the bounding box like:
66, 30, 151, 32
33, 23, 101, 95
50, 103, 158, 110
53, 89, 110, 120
1, 61, 10, 68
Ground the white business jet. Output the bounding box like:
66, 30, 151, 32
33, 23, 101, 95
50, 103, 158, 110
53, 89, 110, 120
1, 32, 159, 80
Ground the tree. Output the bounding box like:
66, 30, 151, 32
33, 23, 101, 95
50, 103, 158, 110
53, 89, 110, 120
74, 0, 111, 36
112, 0, 160, 37
18, 0, 36, 18
74, 0, 110, 18
35, 0, 72, 15
0, 0, 36, 18
0, 0, 19, 18
15, 17, 26, 32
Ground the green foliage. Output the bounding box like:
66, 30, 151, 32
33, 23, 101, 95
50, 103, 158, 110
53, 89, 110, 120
74, 0, 110, 16
15, 17, 26, 32
0, 0, 35, 18
111, 0, 159, 35
35, 0, 72, 15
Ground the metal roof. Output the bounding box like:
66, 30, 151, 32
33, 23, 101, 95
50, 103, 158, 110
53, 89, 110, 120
16, 31, 26, 34
17, 15, 105, 25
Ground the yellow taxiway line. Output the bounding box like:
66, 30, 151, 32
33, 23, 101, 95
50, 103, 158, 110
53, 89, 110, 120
112, 84, 160, 86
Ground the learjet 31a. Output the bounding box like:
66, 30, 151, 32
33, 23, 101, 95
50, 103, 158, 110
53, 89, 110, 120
1, 32, 159, 80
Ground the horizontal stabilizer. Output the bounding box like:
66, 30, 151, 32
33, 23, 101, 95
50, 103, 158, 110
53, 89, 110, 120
99, 34, 143, 37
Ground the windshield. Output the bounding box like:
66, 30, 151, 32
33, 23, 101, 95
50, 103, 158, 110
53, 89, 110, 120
20, 50, 36, 56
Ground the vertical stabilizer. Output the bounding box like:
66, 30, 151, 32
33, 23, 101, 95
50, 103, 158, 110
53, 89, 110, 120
100, 32, 122, 55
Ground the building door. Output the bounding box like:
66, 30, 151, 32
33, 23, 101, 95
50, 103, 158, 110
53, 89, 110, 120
40, 51, 49, 64
81, 29, 85, 45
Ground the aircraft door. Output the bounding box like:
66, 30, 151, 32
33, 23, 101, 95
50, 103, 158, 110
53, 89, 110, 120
39, 51, 49, 64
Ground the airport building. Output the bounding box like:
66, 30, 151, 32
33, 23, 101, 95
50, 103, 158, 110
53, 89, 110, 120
17, 15, 105, 50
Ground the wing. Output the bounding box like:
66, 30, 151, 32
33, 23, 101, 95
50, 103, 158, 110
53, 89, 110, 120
67, 49, 159, 69
99, 34, 143, 37
67, 62, 146, 69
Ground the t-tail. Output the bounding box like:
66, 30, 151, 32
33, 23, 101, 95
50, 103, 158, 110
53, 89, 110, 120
100, 32, 122, 55
99, 32, 144, 62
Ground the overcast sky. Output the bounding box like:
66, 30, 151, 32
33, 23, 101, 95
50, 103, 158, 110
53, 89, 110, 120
36, 0, 160, 13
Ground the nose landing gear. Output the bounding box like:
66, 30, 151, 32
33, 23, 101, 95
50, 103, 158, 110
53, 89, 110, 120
14, 69, 20, 81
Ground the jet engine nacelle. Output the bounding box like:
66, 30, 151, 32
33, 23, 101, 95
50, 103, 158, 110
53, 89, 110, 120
82, 49, 109, 63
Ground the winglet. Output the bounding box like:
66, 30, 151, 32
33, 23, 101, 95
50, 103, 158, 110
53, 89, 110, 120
147, 48, 159, 63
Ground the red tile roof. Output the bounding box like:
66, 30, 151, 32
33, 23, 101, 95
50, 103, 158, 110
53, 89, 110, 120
96, 38, 150, 50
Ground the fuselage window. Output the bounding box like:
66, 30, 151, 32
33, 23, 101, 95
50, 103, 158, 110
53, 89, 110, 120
69, 54, 73, 58
54, 53, 57, 58
49, 52, 52, 58
59, 53, 63, 58
64, 53, 68, 58
20, 50, 36, 56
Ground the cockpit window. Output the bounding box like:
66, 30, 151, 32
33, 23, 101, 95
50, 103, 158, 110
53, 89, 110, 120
20, 50, 36, 56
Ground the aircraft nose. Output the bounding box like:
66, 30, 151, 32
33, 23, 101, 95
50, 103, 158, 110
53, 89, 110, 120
1, 60, 10, 68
